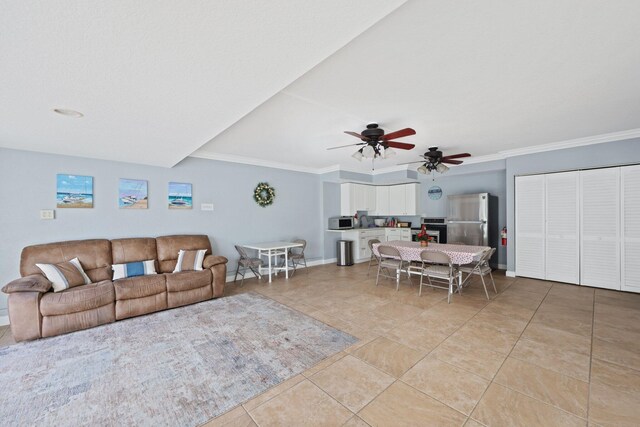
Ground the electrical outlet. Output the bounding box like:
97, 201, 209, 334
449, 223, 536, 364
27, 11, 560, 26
201, 203, 214, 211
40, 209, 55, 220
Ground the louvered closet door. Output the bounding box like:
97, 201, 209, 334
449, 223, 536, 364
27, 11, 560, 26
622, 165, 640, 293
580, 168, 621, 290
515, 174, 546, 279
545, 171, 580, 284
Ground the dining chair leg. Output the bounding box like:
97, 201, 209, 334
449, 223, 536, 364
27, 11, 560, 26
367, 256, 374, 276
479, 273, 490, 300
303, 255, 308, 273
489, 269, 497, 293
234, 263, 240, 283
447, 277, 453, 304
395, 268, 400, 291
375, 262, 382, 287
239, 266, 246, 287
419, 271, 424, 296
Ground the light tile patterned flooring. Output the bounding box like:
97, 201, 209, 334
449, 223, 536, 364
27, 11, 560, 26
2, 262, 640, 426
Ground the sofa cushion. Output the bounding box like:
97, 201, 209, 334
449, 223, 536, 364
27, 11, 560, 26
40, 280, 115, 316
21, 239, 112, 283
36, 257, 91, 292
111, 238, 158, 267
42, 304, 115, 338
156, 235, 212, 273
166, 269, 212, 293
173, 249, 207, 272
114, 274, 166, 301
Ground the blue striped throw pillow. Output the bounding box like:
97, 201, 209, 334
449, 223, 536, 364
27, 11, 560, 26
112, 260, 157, 280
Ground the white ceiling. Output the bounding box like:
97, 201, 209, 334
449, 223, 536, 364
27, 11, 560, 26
0, 0, 405, 167
195, 0, 640, 172
2, 1, 640, 172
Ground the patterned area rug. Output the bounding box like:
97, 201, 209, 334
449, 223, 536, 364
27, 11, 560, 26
0, 293, 357, 426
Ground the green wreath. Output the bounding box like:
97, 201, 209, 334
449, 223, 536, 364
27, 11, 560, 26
253, 182, 276, 207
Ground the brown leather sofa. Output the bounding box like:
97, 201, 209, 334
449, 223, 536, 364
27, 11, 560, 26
2, 235, 228, 342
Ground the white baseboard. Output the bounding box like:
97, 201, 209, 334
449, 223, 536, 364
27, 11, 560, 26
506, 270, 516, 278
225, 258, 336, 283
497, 264, 507, 270
0, 315, 9, 326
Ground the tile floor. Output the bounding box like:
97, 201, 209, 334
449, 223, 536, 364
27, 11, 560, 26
1, 262, 639, 426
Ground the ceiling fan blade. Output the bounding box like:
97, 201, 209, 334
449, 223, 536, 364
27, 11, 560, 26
442, 153, 471, 160
441, 159, 463, 165
396, 160, 426, 165
326, 143, 365, 150
386, 141, 415, 150
344, 131, 367, 140
381, 128, 416, 140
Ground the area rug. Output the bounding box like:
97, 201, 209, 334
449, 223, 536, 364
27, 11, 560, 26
0, 292, 357, 426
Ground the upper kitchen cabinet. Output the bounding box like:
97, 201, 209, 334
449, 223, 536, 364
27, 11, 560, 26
340, 183, 420, 216
340, 183, 376, 215
374, 186, 390, 216
389, 183, 420, 216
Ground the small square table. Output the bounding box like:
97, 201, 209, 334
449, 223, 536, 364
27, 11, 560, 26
242, 241, 304, 283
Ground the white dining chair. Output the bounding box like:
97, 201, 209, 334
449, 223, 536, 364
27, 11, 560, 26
376, 245, 411, 291
458, 247, 497, 299
417, 250, 461, 303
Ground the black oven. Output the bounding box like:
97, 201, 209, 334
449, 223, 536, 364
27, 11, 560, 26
420, 217, 448, 244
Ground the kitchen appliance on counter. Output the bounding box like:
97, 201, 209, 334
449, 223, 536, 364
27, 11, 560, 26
328, 216, 355, 230
447, 193, 497, 247
414, 218, 447, 243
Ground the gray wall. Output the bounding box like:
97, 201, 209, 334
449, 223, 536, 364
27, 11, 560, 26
416, 168, 507, 266
506, 137, 640, 272
0, 148, 324, 318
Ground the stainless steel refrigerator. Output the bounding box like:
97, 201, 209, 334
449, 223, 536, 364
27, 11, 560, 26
447, 193, 497, 248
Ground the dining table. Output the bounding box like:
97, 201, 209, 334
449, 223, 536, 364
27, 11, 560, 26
372, 240, 490, 288
242, 241, 304, 283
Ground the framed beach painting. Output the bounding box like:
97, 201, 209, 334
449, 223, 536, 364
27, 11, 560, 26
168, 182, 192, 209
56, 174, 93, 208
119, 179, 148, 209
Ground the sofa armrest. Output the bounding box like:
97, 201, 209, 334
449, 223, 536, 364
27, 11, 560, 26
203, 255, 228, 269
2, 274, 52, 294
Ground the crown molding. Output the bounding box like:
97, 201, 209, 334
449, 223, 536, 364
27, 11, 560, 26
190, 128, 640, 176
498, 128, 640, 158
190, 152, 322, 174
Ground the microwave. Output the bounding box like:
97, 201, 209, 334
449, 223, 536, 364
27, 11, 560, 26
329, 216, 355, 230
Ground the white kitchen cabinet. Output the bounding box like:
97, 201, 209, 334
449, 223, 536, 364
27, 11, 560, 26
340, 183, 376, 215
405, 183, 420, 215
580, 168, 621, 290
622, 165, 640, 292
545, 171, 580, 284
374, 186, 390, 216
515, 174, 546, 280
385, 228, 411, 242
389, 185, 405, 215
341, 183, 420, 216
358, 229, 386, 260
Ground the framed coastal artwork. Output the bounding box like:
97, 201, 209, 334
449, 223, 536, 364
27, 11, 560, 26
56, 174, 93, 208
119, 179, 148, 209
168, 182, 192, 209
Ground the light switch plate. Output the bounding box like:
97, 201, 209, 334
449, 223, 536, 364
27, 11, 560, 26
200, 203, 214, 211
40, 209, 55, 220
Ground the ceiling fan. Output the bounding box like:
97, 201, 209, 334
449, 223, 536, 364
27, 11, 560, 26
326, 123, 416, 165
399, 147, 471, 174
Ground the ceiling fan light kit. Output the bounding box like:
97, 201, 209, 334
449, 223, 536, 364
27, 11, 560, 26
401, 147, 471, 175
327, 123, 416, 169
